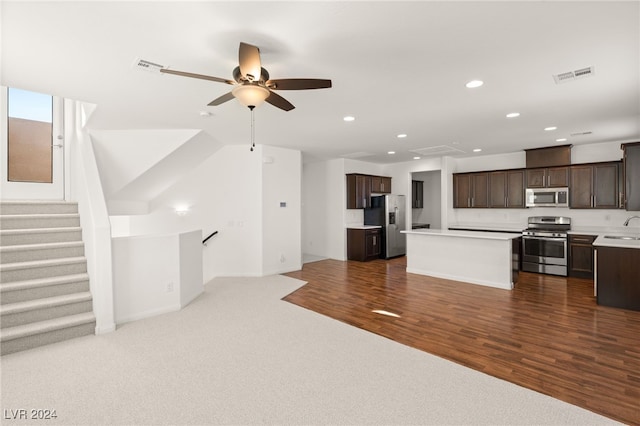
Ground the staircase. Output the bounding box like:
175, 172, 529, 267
0, 201, 95, 355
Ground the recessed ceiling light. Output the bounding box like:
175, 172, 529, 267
556, 138, 567, 142
388, 151, 395, 155
466, 80, 484, 88
544, 126, 557, 131
397, 134, 407, 139
343, 116, 355, 122
413, 156, 421, 160
506, 112, 520, 118
473, 148, 482, 152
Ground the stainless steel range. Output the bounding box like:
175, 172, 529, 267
522, 216, 571, 276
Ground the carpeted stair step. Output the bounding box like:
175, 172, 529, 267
0, 214, 80, 230
0, 201, 78, 215
0, 292, 93, 328
0, 241, 85, 263
0, 312, 95, 356
0, 273, 90, 305
0, 227, 83, 246
0, 257, 87, 283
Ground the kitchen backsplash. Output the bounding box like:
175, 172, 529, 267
451, 207, 640, 230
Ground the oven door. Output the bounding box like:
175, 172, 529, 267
522, 235, 567, 266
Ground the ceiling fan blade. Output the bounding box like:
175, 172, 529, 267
239, 42, 262, 82
266, 78, 332, 90
266, 90, 295, 111
208, 91, 235, 106
160, 68, 234, 85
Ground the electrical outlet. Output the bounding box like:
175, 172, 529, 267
166, 282, 174, 292
280, 254, 286, 263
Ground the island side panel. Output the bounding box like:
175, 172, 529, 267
405, 233, 514, 290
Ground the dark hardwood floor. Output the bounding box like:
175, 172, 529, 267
284, 257, 640, 425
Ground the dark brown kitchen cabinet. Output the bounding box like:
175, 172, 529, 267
622, 142, 640, 211
489, 170, 525, 208
526, 167, 569, 188
569, 234, 596, 279
412, 180, 424, 208
453, 172, 488, 208
347, 228, 381, 261
346, 174, 371, 209
371, 176, 392, 194
346, 174, 392, 208
596, 246, 640, 311
570, 162, 620, 209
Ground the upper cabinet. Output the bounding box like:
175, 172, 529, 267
411, 180, 424, 208
489, 170, 525, 208
371, 176, 392, 194
622, 142, 640, 211
346, 173, 392, 209
346, 174, 371, 209
526, 167, 569, 188
570, 162, 621, 209
453, 172, 488, 208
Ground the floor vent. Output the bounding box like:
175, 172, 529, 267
410, 145, 465, 157
553, 66, 595, 84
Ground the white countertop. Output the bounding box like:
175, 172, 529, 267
593, 234, 640, 249
403, 228, 520, 241
346, 225, 382, 230
447, 222, 525, 233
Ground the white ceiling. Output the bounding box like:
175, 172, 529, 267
2, 1, 639, 164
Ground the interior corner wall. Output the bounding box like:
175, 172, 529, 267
261, 145, 302, 275
123, 144, 263, 281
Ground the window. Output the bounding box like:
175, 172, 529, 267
7, 87, 54, 183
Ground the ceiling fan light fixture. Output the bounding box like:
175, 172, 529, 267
232, 84, 270, 108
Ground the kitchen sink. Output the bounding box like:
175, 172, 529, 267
604, 235, 640, 240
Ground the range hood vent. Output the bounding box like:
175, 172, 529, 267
341, 152, 375, 159
569, 131, 593, 137
552, 66, 595, 84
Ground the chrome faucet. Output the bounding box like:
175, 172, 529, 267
623, 215, 640, 226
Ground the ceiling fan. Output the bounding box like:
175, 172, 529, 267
160, 42, 332, 111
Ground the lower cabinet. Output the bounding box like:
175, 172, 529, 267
347, 228, 381, 261
568, 234, 596, 279
596, 246, 640, 311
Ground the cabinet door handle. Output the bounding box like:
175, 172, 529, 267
373, 236, 377, 245
363, 198, 366, 208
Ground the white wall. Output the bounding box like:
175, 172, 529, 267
114, 144, 302, 280
120, 144, 262, 280
262, 145, 302, 275
112, 230, 203, 324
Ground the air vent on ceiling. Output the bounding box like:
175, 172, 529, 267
552, 66, 595, 84
410, 145, 465, 157
569, 131, 593, 137
341, 152, 375, 159
133, 58, 165, 74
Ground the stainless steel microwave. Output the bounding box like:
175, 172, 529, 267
525, 187, 569, 207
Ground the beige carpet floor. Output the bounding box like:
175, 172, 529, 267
1, 275, 617, 425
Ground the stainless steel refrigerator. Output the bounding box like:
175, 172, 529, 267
364, 194, 407, 259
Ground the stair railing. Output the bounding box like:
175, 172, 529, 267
202, 230, 218, 246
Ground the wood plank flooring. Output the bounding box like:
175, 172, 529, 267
284, 257, 640, 425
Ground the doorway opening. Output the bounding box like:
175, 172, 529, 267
410, 170, 441, 230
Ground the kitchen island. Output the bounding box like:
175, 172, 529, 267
401, 229, 521, 290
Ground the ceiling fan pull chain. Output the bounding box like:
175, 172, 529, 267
249, 105, 255, 151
